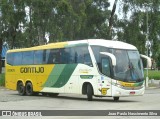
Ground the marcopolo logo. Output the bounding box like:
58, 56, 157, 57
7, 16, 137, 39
20, 67, 44, 73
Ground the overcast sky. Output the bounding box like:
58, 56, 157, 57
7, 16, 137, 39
108, 0, 124, 19
108, 0, 115, 10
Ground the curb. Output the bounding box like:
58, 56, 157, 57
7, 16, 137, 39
145, 87, 160, 90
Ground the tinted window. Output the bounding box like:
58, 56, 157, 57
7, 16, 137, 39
6, 53, 14, 65
6, 46, 92, 66
91, 46, 100, 63
101, 57, 111, 77
13, 52, 22, 65
44, 50, 50, 63
75, 46, 92, 66
7, 52, 22, 65
34, 50, 43, 64
22, 51, 34, 65
61, 48, 75, 64
47, 49, 60, 64
91, 46, 109, 63
91, 46, 109, 73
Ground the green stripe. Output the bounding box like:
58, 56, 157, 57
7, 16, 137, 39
133, 81, 144, 87
43, 64, 66, 87
52, 64, 77, 88
43, 64, 77, 88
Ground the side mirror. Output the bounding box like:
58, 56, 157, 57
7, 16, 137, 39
100, 52, 116, 66
140, 54, 152, 68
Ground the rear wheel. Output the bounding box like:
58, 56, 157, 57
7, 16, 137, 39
17, 82, 25, 96
25, 82, 34, 96
87, 84, 93, 101
113, 97, 119, 101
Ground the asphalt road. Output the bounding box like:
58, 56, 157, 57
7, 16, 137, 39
0, 87, 160, 119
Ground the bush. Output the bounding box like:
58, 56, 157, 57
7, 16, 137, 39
144, 70, 160, 80
157, 54, 160, 69
0, 73, 5, 86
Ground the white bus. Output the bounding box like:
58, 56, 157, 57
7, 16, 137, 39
5, 39, 151, 101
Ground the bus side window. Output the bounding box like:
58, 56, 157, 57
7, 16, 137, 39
47, 49, 60, 64
22, 51, 34, 65
13, 52, 22, 65
42, 50, 46, 63
6, 53, 14, 65
74, 46, 92, 66
84, 54, 93, 66
61, 48, 71, 64
34, 50, 43, 64
45, 50, 50, 64
47, 49, 53, 64
68, 48, 75, 63
55, 47, 75, 64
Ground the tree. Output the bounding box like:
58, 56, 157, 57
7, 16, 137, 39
116, 0, 160, 66
0, 0, 112, 47
1, 0, 26, 48
108, 0, 118, 39
0, 39, 2, 73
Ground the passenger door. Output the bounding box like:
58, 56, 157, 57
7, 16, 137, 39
98, 57, 112, 96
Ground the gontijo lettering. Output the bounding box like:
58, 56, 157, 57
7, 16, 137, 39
20, 67, 44, 73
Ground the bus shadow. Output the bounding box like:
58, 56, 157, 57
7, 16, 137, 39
43, 95, 139, 103
11, 93, 139, 103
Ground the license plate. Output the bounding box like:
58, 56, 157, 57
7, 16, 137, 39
130, 91, 135, 95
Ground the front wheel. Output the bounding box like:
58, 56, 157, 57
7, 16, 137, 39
25, 82, 34, 96
17, 82, 25, 96
87, 84, 93, 101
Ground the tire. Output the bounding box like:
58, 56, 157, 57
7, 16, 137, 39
87, 84, 93, 101
25, 82, 34, 96
17, 82, 25, 96
113, 97, 119, 101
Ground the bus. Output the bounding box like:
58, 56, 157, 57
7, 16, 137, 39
5, 39, 151, 101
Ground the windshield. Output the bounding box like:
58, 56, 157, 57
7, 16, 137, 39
113, 49, 144, 82
91, 46, 144, 83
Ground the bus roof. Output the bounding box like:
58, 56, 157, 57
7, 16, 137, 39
7, 39, 137, 53
87, 39, 137, 50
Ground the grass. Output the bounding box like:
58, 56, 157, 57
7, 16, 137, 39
0, 73, 5, 86
144, 70, 160, 80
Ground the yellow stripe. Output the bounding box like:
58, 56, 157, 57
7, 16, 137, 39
7, 42, 68, 53
118, 81, 135, 87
